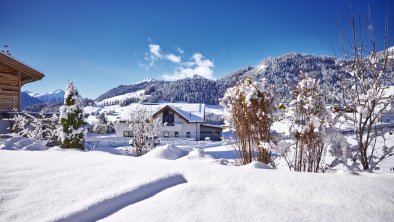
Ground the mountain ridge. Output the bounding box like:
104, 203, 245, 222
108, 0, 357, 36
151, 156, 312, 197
95, 53, 348, 105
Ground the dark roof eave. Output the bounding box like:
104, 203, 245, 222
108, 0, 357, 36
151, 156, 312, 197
0, 53, 45, 82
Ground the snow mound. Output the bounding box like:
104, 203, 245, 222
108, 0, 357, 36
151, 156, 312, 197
23, 141, 48, 151
0, 137, 48, 150
243, 161, 272, 169
186, 148, 214, 160
326, 163, 360, 175
143, 144, 188, 160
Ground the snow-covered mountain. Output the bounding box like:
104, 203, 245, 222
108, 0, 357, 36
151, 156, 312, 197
20, 89, 65, 110
24, 90, 40, 98
189, 74, 207, 79
95, 79, 168, 104
96, 53, 347, 105
24, 89, 65, 104
20, 92, 44, 109
35, 89, 65, 104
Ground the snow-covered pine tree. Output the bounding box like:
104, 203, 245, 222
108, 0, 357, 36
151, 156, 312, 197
59, 81, 85, 149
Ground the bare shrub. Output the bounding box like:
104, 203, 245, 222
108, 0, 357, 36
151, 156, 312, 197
221, 77, 280, 164
289, 75, 332, 172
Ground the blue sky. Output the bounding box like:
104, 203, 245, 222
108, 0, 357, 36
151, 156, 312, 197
0, 0, 391, 99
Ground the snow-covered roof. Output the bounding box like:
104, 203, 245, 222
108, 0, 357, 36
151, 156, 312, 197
153, 103, 205, 123
90, 103, 205, 123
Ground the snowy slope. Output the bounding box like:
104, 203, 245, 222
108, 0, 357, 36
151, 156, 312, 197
0, 147, 393, 222
134, 77, 155, 84
96, 89, 146, 106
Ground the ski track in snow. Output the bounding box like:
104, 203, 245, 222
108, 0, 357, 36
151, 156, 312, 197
56, 174, 187, 222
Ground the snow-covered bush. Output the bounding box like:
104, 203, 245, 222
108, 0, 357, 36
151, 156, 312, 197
96, 112, 108, 124
288, 76, 335, 172
8, 110, 59, 143
220, 77, 280, 164
128, 105, 163, 156
59, 81, 85, 149
93, 124, 108, 134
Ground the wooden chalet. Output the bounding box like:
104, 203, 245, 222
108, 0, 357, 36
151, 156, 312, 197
0, 52, 44, 112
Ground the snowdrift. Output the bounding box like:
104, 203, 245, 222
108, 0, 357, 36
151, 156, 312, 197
143, 144, 188, 160
1, 149, 393, 222
0, 137, 48, 150
185, 148, 215, 160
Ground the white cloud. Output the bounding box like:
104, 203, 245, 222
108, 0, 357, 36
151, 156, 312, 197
176, 47, 184, 54
145, 44, 182, 67
165, 53, 182, 63
163, 53, 215, 81
142, 43, 215, 81
149, 44, 161, 57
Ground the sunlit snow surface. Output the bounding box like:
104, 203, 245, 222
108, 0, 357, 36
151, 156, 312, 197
1, 136, 394, 222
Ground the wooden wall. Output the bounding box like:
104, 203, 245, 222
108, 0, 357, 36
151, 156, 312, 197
0, 72, 20, 112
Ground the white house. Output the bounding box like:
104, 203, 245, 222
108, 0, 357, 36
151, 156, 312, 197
114, 103, 222, 141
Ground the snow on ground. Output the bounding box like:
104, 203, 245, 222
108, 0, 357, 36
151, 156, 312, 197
0, 136, 48, 151
1, 139, 394, 222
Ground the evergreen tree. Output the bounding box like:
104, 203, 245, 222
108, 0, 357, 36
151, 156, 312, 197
59, 81, 85, 149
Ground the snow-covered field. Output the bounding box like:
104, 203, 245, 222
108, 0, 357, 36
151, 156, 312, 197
1, 137, 394, 222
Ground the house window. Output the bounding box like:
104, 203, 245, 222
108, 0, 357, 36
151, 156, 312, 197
186, 132, 191, 137
123, 131, 133, 137
163, 131, 169, 138
175, 132, 179, 137
163, 109, 174, 126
